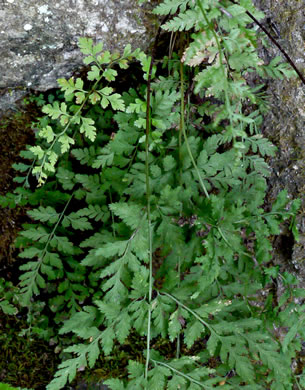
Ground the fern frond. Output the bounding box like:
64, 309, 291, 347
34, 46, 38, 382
153, 0, 190, 15
162, 9, 200, 31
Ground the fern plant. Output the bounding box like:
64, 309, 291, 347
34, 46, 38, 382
1, 0, 304, 389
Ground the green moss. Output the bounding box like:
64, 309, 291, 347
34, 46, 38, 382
0, 312, 60, 389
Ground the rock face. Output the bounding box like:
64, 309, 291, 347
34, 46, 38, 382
253, 0, 305, 277
0, 0, 155, 112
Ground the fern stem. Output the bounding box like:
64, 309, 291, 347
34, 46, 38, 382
228, 0, 305, 86
19, 195, 73, 304
196, 0, 233, 120
36, 75, 105, 185
161, 291, 216, 336
293, 375, 303, 390
196, 0, 247, 163
144, 55, 154, 381
44, 195, 73, 253
217, 226, 252, 259
151, 359, 212, 389
108, 189, 116, 238
196, 1, 254, 257
176, 53, 184, 359
234, 211, 296, 224
180, 62, 210, 199
178, 96, 183, 187
176, 255, 181, 359
24, 156, 37, 188
36, 49, 126, 184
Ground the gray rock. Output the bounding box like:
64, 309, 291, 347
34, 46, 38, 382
0, 0, 156, 112
253, 0, 305, 276
0, 87, 28, 113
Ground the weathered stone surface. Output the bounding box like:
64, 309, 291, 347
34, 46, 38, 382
0, 0, 156, 112
254, 0, 305, 275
